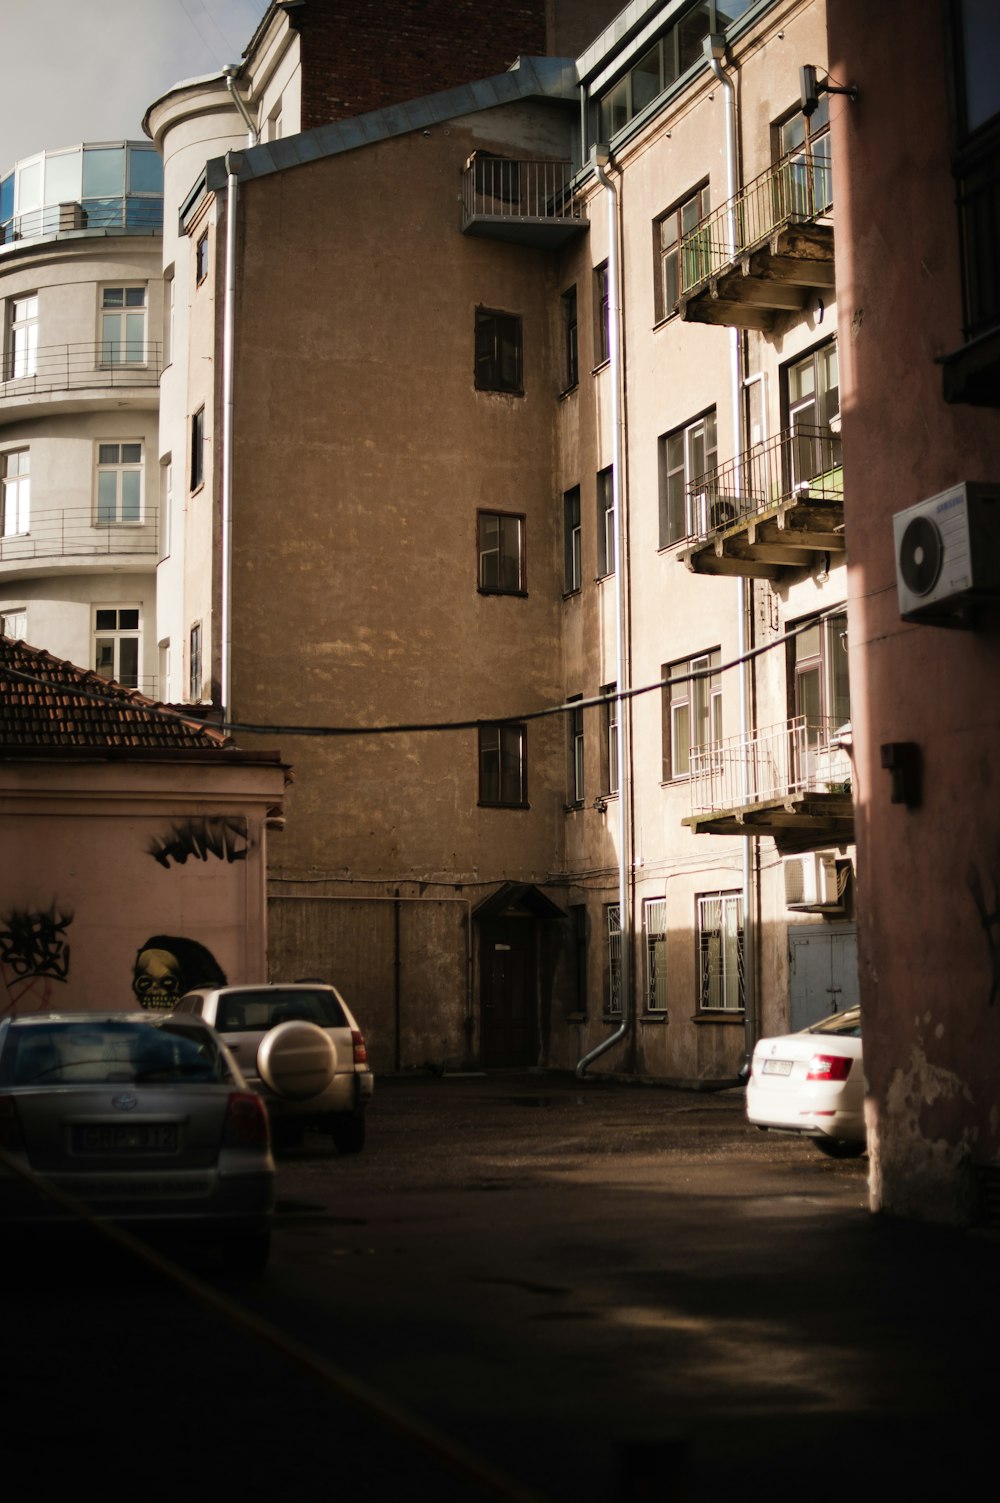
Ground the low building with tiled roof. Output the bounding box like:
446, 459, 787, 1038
1, 636, 288, 1014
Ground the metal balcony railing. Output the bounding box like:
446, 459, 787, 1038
461, 158, 582, 230
685, 424, 842, 541
679, 148, 833, 298
0, 506, 159, 564
0, 342, 164, 400
0, 197, 163, 246
689, 716, 852, 815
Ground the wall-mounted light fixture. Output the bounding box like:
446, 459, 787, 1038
880, 741, 922, 809
800, 64, 858, 118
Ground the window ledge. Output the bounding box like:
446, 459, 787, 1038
595, 570, 615, 583
563, 800, 585, 814
565, 1011, 586, 1023
477, 801, 530, 811
591, 358, 610, 376
559, 381, 579, 400
474, 386, 526, 399
477, 587, 528, 598
562, 586, 581, 601
640, 1011, 669, 1024
652, 311, 680, 333
691, 1011, 745, 1025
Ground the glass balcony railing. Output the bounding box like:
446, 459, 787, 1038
0, 143, 163, 249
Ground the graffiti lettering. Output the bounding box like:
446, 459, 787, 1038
966, 861, 1000, 1007
0, 904, 73, 1014
148, 816, 249, 869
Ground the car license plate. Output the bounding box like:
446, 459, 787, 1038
71, 1123, 179, 1154
762, 1059, 793, 1076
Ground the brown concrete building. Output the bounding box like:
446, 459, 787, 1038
144, 0, 857, 1087
828, 0, 1000, 1223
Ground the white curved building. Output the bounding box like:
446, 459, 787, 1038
0, 142, 164, 693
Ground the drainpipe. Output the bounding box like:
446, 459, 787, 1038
578, 145, 630, 1078
706, 36, 757, 1063
219, 72, 258, 727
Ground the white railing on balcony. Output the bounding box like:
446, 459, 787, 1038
679, 147, 833, 298
689, 716, 852, 815
461, 157, 582, 230
0, 343, 163, 401
685, 424, 842, 542
0, 506, 159, 564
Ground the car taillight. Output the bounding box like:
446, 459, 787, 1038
351, 1029, 369, 1067
806, 1053, 853, 1082
223, 1091, 270, 1148
0, 1095, 22, 1149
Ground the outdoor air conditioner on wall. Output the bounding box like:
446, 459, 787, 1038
784, 852, 844, 912
893, 481, 1000, 625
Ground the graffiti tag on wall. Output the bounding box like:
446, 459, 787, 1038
0, 904, 73, 1014
148, 816, 249, 869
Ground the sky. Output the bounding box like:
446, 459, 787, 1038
0, 0, 271, 170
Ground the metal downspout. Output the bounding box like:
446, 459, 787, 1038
578, 146, 629, 1078
707, 41, 757, 1062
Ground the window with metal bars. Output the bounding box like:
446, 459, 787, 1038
697, 892, 744, 1012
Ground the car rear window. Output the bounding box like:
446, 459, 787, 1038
0, 1020, 226, 1086
215, 989, 349, 1032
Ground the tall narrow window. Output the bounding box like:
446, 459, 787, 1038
561, 285, 578, 390
596, 466, 615, 576
477, 511, 525, 594
663, 650, 722, 780
478, 723, 527, 807
594, 262, 610, 366
101, 285, 146, 365
96, 442, 143, 524
602, 682, 619, 795
474, 308, 523, 393
786, 343, 841, 487
659, 409, 717, 546
606, 904, 622, 1016
189, 622, 203, 701
563, 486, 581, 593
568, 695, 585, 806
697, 892, 744, 1012
1, 608, 27, 640
1, 450, 30, 537
644, 897, 668, 1013
190, 407, 205, 490
654, 185, 710, 320
94, 607, 140, 689
778, 97, 831, 220
791, 612, 851, 781
8, 294, 38, 378
196, 231, 209, 284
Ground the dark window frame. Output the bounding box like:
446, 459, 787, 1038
478, 722, 528, 808
658, 408, 717, 548
190, 406, 205, 491
567, 693, 585, 806
477, 510, 526, 595
474, 307, 523, 394
563, 485, 582, 594
596, 466, 615, 577
561, 284, 579, 391
654, 182, 710, 324
593, 261, 610, 368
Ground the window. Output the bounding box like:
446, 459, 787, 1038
160, 457, 172, 560
951, 0, 1000, 340
601, 682, 619, 795
593, 262, 610, 367
777, 97, 832, 220
663, 650, 722, 781
477, 511, 525, 594
605, 904, 622, 1016
786, 343, 841, 487
697, 892, 744, 1011
101, 285, 146, 365
190, 407, 205, 490
791, 612, 851, 778
196, 232, 209, 284
644, 898, 668, 1013
659, 409, 717, 546
478, 723, 527, 807
568, 904, 587, 1014
94, 607, 140, 689
596, 466, 615, 576
189, 622, 203, 701
8, 294, 38, 378
561, 285, 578, 390
1, 608, 27, 640
1, 450, 29, 537
563, 486, 581, 593
654, 185, 710, 321
96, 442, 142, 524
568, 695, 585, 805
474, 308, 522, 393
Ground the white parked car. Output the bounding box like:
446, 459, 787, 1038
746, 1006, 866, 1158
173, 983, 373, 1153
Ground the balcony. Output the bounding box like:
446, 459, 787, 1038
0, 343, 163, 416
0, 506, 159, 575
678, 425, 844, 581
682, 716, 854, 853
676, 150, 834, 331
461, 156, 586, 248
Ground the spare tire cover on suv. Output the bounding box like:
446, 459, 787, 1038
257, 1021, 337, 1101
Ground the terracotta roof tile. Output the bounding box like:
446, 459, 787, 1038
1, 636, 228, 751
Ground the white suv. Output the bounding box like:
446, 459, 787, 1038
173, 983, 373, 1152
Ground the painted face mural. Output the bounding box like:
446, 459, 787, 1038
131, 935, 227, 1009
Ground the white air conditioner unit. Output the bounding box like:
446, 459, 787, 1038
784, 852, 844, 912
893, 481, 1000, 624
